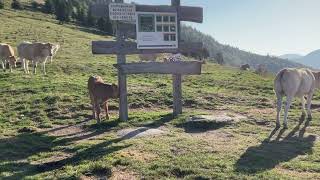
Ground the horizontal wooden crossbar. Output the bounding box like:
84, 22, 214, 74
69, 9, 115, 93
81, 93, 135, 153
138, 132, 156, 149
92, 41, 203, 55
113, 61, 202, 75
90, 4, 203, 23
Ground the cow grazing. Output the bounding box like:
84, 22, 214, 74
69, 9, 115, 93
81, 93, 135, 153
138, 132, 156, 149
18, 42, 53, 75
0, 43, 17, 72
139, 54, 159, 62
240, 64, 250, 71
49, 44, 60, 63
274, 68, 320, 129
88, 76, 119, 123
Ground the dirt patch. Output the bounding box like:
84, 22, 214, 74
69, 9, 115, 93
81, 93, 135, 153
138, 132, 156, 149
117, 127, 166, 140
118, 149, 157, 163
110, 166, 139, 180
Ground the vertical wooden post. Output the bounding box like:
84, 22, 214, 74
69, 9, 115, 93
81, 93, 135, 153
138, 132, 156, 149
115, 0, 128, 121
172, 0, 182, 116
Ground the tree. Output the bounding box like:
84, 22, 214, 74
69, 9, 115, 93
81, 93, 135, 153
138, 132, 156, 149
54, 0, 72, 22
43, 0, 54, 13
0, 0, 4, 9
31, 1, 40, 9
11, 0, 23, 10
215, 52, 224, 65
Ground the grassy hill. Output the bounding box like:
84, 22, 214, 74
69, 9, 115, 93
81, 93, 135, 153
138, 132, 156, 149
181, 26, 306, 73
1, 7, 320, 179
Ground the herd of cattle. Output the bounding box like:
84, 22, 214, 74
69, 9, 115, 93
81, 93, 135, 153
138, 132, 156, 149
0, 42, 60, 74
1, 42, 319, 129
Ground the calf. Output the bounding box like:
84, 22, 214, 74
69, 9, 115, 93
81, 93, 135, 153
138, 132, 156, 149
274, 68, 320, 128
88, 76, 119, 123
0, 43, 17, 72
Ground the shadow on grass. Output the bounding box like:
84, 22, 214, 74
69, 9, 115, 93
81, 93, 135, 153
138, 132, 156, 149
175, 117, 231, 133
235, 116, 315, 174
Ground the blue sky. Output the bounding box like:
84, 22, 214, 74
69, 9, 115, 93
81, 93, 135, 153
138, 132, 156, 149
125, 0, 320, 56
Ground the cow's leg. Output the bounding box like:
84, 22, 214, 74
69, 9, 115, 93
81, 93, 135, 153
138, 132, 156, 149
276, 94, 283, 128
301, 96, 306, 117
283, 96, 293, 129
307, 92, 314, 119
42, 62, 46, 75
9, 62, 12, 73
1, 59, 5, 71
33, 61, 37, 74
26, 60, 30, 74
96, 104, 101, 123
104, 101, 109, 120
90, 94, 96, 119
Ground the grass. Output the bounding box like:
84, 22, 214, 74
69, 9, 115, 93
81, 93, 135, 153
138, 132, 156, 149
1, 6, 320, 180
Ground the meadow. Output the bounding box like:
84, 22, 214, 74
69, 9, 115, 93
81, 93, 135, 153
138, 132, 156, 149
1, 7, 320, 180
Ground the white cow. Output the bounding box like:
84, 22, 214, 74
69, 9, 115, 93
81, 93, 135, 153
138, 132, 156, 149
0, 43, 17, 72
18, 41, 53, 75
49, 44, 60, 63
274, 68, 320, 129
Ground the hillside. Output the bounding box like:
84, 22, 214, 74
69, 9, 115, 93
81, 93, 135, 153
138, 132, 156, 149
279, 54, 303, 60
181, 26, 305, 73
289, 50, 320, 69
1, 7, 320, 180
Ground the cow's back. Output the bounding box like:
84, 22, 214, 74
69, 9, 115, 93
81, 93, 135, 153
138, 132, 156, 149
0, 43, 14, 58
18, 42, 33, 59
275, 68, 315, 97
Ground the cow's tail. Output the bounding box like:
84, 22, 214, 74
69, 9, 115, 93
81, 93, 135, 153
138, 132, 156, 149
274, 69, 287, 96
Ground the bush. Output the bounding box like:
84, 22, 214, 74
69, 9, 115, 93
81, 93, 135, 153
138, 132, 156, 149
11, 0, 23, 10
0, 0, 4, 9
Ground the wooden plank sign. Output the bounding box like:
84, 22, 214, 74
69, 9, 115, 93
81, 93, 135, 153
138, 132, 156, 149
109, 3, 136, 21
114, 61, 202, 75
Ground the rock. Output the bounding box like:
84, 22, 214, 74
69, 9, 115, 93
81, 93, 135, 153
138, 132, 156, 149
117, 127, 166, 139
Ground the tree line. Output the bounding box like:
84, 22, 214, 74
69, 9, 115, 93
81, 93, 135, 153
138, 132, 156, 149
6, 0, 113, 35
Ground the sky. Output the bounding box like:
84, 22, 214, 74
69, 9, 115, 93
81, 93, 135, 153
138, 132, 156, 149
125, 0, 320, 56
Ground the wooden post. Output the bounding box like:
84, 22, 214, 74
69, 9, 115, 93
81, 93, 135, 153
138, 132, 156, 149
172, 0, 182, 116
115, 0, 128, 121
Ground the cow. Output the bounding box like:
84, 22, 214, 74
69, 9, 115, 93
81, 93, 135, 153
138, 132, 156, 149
163, 53, 183, 62
256, 64, 268, 76
88, 76, 119, 123
240, 64, 250, 71
49, 44, 60, 63
139, 54, 159, 62
274, 68, 320, 129
18, 41, 53, 75
0, 43, 17, 72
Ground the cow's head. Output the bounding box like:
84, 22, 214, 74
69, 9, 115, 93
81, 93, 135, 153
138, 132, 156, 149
111, 83, 119, 98
312, 71, 320, 89
42, 43, 54, 57
8, 56, 17, 68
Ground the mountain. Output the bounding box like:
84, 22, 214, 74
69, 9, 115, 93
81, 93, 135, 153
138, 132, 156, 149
278, 54, 303, 60
180, 25, 305, 73
290, 50, 320, 69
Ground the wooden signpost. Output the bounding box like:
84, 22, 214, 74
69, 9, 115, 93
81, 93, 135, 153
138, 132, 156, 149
91, 0, 203, 121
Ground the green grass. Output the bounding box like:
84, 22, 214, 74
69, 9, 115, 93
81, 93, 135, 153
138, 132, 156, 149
1, 7, 320, 180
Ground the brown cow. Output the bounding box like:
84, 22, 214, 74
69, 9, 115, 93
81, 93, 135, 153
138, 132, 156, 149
88, 76, 119, 123
0, 43, 17, 72
240, 64, 250, 71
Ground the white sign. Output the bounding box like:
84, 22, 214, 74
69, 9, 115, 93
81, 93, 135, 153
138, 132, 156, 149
109, 3, 136, 21
136, 12, 178, 49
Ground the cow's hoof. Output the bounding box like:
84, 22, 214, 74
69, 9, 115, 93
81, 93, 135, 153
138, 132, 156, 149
276, 123, 281, 129
283, 124, 288, 129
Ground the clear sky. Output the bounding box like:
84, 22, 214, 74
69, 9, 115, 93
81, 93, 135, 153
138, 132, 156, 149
125, 0, 320, 56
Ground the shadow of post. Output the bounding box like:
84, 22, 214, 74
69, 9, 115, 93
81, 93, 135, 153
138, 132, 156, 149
235, 116, 315, 174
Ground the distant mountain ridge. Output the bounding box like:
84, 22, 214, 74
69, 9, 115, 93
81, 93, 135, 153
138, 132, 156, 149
279, 54, 303, 60
279, 50, 320, 69
181, 25, 305, 73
